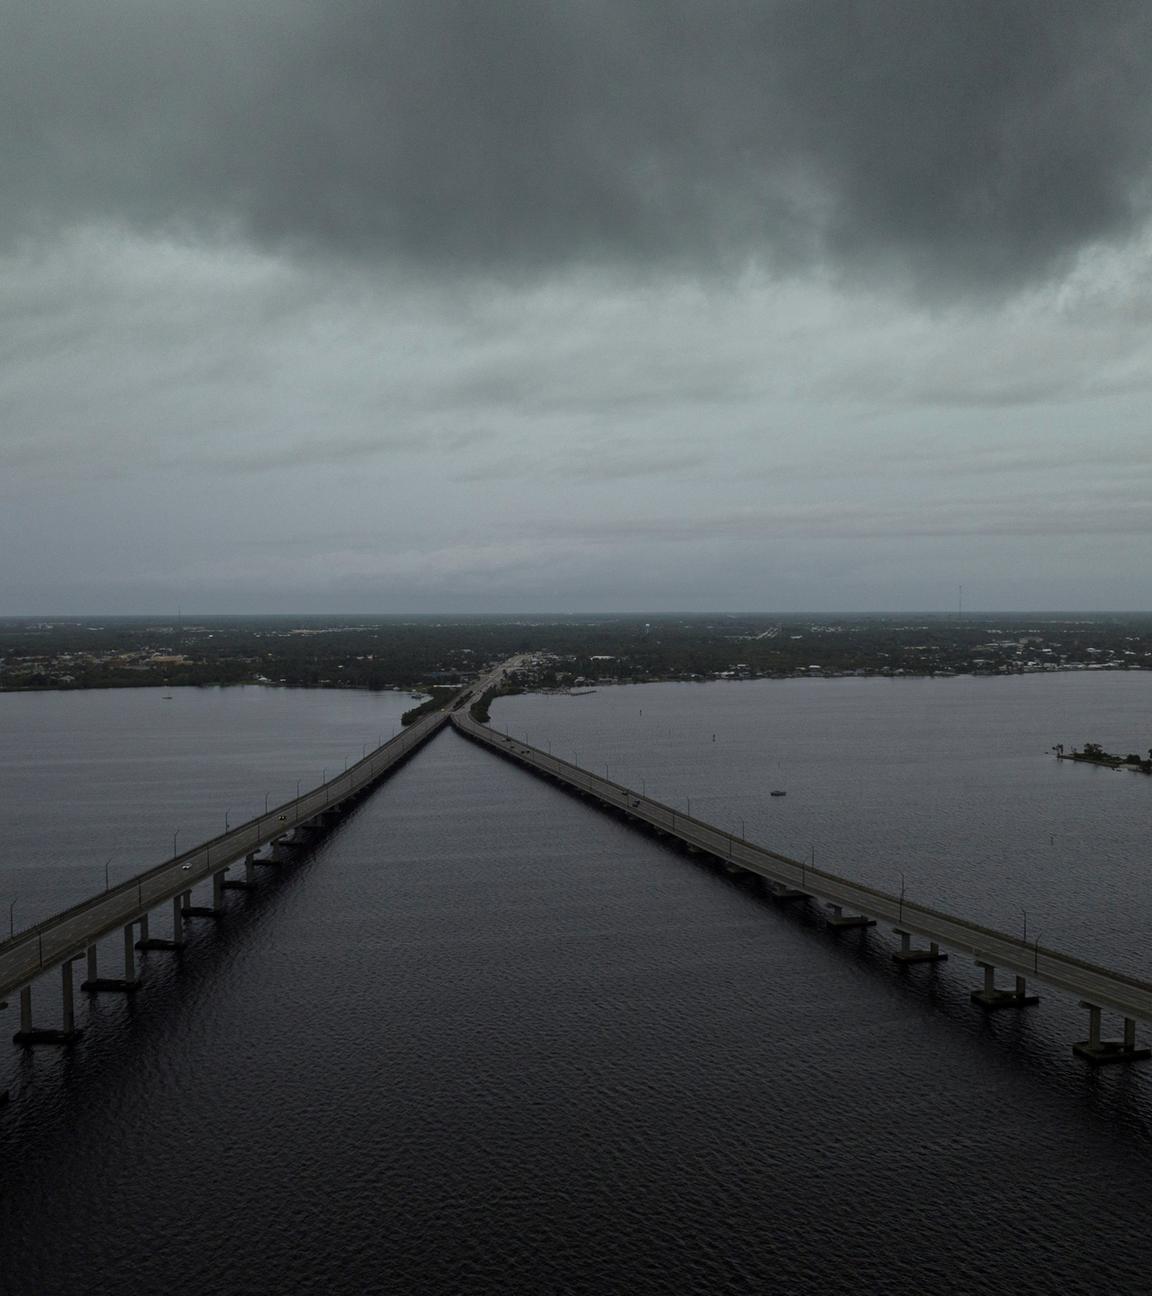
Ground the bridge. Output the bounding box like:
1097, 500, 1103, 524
1, 658, 1149, 1110
0, 705, 455, 1059
450, 706, 1152, 1068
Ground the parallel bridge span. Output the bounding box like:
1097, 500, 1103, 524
452, 708, 1152, 1066
0, 707, 452, 1052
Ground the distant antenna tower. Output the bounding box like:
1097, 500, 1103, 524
957, 585, 963, 618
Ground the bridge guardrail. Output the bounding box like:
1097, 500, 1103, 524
0, 707, 451, 999
453, 711, 1152, 1024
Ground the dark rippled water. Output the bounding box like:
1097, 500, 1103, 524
0, 684, 413, 927
4, 679, 1152, 1294
496, 673, 1152, 975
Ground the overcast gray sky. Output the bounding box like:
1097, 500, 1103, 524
4, 0, 1152, 614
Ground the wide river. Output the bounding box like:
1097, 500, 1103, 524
1, 675, 1152, 1294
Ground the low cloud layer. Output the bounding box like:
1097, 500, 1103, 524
6, 2, 1152, 291
3, 5, 1152, 612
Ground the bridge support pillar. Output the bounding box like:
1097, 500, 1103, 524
970, 962, 1039, 1009
138, 895, 187, 950
14, 967, 82, 1045
825, 904, 876, 930
183, 878, 224, 919
892, 929, 948, 963
82, 922, 142, 991
1072, 1003, 1152, 1065
767, 883, 809, 903
61, 959, 76, 1033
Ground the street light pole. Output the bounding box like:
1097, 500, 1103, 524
173, 828, 181, 857
1021, 908, 1028, 946
899, 872, 906, 924
8, 898, 16, 937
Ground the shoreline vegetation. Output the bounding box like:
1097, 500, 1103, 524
1053, 743, 1152, 774
5, 662, 1152, 700
469, 682, 522, 724
400, 687, 459, 726
7, 613, 1152, 696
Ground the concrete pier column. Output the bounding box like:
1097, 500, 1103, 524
174, 893, 184, 932
182, 885, 222, 919
14, 978, 80, 1044
825, 903, 876, 930
86, 944, 98, 983
971, 961, 1039, 1008
61, 960, 76, 1035
212, 870, 227, 909
245, 853, 256, 884
84, 927, 142, 991
891, 929, 948, 964
136, 898, 183, 951
1072, 1002, 1151, 1065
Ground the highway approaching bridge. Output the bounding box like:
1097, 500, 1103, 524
1, 658, 1149, 1110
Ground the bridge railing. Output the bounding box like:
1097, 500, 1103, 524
0, 707, 451, 999
453, 711, 1152, 1023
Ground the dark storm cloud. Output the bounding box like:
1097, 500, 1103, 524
5, 1, 1152, 292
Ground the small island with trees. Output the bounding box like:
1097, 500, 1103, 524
1053, 742, 1152, 774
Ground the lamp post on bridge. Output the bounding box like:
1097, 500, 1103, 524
1021, 908, 1028, 946
224, 809, 231, 832
8, 899, 16, 938
898, 871, 906, 924
173, 828, 182, 857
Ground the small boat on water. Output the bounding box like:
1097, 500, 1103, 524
770, 789, 786, 797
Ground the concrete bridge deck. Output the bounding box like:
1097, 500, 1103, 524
0, 707, 451, 1006
453, 709, 1152, 1062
